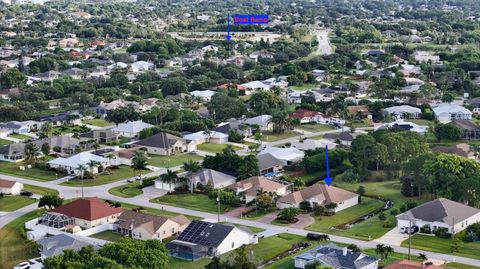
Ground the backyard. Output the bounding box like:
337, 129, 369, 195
108, 182, 143, 198
296, 124, 335, 133
112, 200, 201, 220
0, 161, 58, 181
90, 230, 125, 242
0, 138, 13, 146
400, 234, 480, 260
261, 131, 300, 142
148, 154, 203, 168
0, 195, 36, 211
0, 209, 44, 269
197, 143, 242, 154
61, 166, 145, 187
150, 193, 229, 214
8, 133, 32, 141
83, 118, 114, 127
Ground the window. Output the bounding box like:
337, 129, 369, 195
163, 230, 166, 234
171, 228, 175, 234
231, 242, 234, 248
139, 232, 142, 238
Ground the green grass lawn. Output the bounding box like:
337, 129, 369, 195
61, 166, 145, 187
290, 83, 318, 91
148, 154, 203, 168
23, 184, 59, 196
261, 131, 300, 142
306, 197, 384, 233
151, 193, 230, 214
197, 143, 242, 154
8, 133, 32, 140
90, 230, 125, 242
296, 124, 334, 133
400, 234, 480, 260
0, 138, 13, 146
0, 161, 57, 181
112, 200, 201, 220
350, 119, 373, 128
0, 195, 36, 211
0, 209, 44, 269
363, 248, 422, 267
83, 118, 114, 127
108, 182, 143, 198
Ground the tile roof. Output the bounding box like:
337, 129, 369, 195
0, 179, 17, 188
257, 153, 284, 171
227, 176, 289, 196
290, 108, 323, 119
117, 210, 190, 234
51, 197, 123, 221
278, 184, 358, 205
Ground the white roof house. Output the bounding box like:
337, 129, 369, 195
383, 105, 422, 119
258, 146, 304, 164
131, 61, 154, 73
190, 90, 216, 101
376, 120, 428, 134
111, 120, 154, 138
291, 139, 337, 151
48, 152, 109, 175
241, 81, 271, 90
183, 131, 228, 144
243, 115, 272, 130
107, 62, 128, 71
432, 103, 472, 123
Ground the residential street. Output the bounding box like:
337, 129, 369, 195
2, 173, 480, 267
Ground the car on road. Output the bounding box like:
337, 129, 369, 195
127, 178, 135, 183
306, 232, 328, 241
20, 191, 33, 197
135, 175, 146, 181
13, 262, 30, 269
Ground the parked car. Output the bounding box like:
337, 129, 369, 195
135, 175, 146, 181
14, 261, 30, 269
306, 232, 328, 241
127, 178, 135, 183
407, 225, 419, 235
20, 191, 33, 197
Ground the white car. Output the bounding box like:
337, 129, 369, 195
135, 175, 146, 181
127, 178, 135, 183
14, 262, 30, 269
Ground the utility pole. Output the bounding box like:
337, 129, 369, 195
217, 196, 221, 223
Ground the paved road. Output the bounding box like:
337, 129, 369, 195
313, 29, 333, 55
0, 202, 38, 229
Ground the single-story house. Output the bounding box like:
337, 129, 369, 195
111, 120, 154, 138
432, 103, 472, 123
214, 121, 252, 137
431, 144, 475, 159
257, 153, 284, 175
465, 97, 480, 113
376, 121, 428, 134
451, 120, 480, 140
189, 168, 236, 189
48, 152, 110, 175
183, 131, 228, 145
33, 135, 83, 155
190, 90, 216, 102
396, 198, 480, 234
167, 220, 257, 260
243, 115, 272, 131
38, 234, 93, 260
413, 51, 441, 64
0, 179, 23, 195
134, 132, 195, 155
347, 105, 372, 119
294, 243, 379, 269
0, 143, 26, 162
115, 210, 190, 241
240, 81, 271, 95
226, 176, 293, 203
39, 197, 123, 229
277, 184, 359, 212
291, 139, 337, 151
382, 105, 421, 119
80, 129, 119, 144
131, 61, 154, 73
258, 146, 304, 165
0, 120, 39, 134
290, 109, 322, 124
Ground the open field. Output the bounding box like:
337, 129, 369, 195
0, 138, 13, 146
296, 124, 335, 133
8, 134, 31, 140
113, 200, 201, 220
83, 118, 114, 127
148, 154, 203, 168
23, 184, 59, 196
0, 161, 58, 181
151, 193, 230, 214
262, 131, 300, 142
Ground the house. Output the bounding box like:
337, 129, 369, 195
0, 87, 21, 100
190, 90, 216, 102
451, 120, 480, 140
38, 234, 93, 260
243, 115, 272, 131
413, 51, 441, 64
0, 120, 39, 134
183, 131, 228, 145
323, 132, 363, 146
80, 129, 119, 144
48, 152, 110, 175
58, 38, 79, 48
431, 144, 475, 159
189, 168, 236, 189
364, 49, 385, 57
0, 143, 26, 162
0, 179, 23, 195
385, 260, 443, 269
240, 81, 271, 95
277, 184, 359, 212
111, 120, 154, 138
134, 132, 194, 155
291, 109, 322, 124
131, 61, 154, 72
311, 70, 329, 82
288, 90, 332, 104
291, 139, 337, 151
62, 68, 86, 80
39, 112, 82, 127
257, 153, 285, 175
96, 100, 136, 115
294, 243, 379, 269
466, 97, 480, 113
376, 121, 428, 134
226, 176, 292, 203
115, 210, 190, 241
39, 197, 123, 229
396, 198, 480, 234
347, 105, 372, 119
167, 220, 257, 260
382, 105, 421, 119
249, 50, 274, 62
0, 128, 10, 138
214, 121, 252, 137
33, 135, 83, 155
432, 103, 472, 123
258, 146, 304, 165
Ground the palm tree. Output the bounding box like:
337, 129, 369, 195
418, 253, 427, 262
159, 169, 179, 192
24, 142, 40, 165
270, 110, 289, 134
105, 153, 116, 166
183, 160, 201, 193
77, 164, 87, 198
203, 130, 212, 143
132, 149, 148, 182
40, 122, 53, 137
375, 244, 394, 264
87, 160, 100, 179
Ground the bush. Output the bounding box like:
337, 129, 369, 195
378, 212, 386, 221
140, 178, 155, 188
435, 227, 452, 238
299, 201, 312, 212
390, 209, 399, 216
383, 219, 396, 228
420, 225, 431, 234
400, 200, 417, 212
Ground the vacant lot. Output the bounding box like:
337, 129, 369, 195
90, 230, 125, 242
0, 161, 57, 181
23, 184, 59, 196
83, 118, 114, 127
261, 131, 300, 142
401, 234, 480, 260
61, 166, 145, 187
148, 154, 203, 168
151, 193, 229, 214
296, 124, 335, 133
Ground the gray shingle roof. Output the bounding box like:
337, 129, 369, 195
134, 132, 185, 149
39, 234, 92, 258
257, 153, 284, 171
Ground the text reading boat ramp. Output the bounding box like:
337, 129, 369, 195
233, 14, 269, 24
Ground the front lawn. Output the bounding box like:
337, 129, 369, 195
197, 143, 242, 154
108, 182, 143, 198
112, 201, 201, 220
0, 138, 13, 146
83, 118, 114, 127
150, 193, 229, 214
148, 154, 203, 168
61, 166, 145, 187
400, 234, 480, 260
290, 83, 318, 91
296, 124, 335, 133
306, 197, 384, 233
261, 131, 300, 142
90, 230, 125, 242
363, 248, 422, 267
23, 184, 59, 196
350, 119, 373, 128
0, 161, 58, 181
0, 209, 44, 269
8, 133, 32, 140
0, 195, 36, 211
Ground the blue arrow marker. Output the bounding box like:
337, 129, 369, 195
226, 14, 231, 41
325, 145, 333, 186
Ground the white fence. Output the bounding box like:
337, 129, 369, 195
76, 223, 115, 237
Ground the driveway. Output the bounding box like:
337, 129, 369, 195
136, 186, 168, 202
288, 213, 315, 229
224, 205, 248, 218
257, 211, 279, 224
374, 227, 409, 246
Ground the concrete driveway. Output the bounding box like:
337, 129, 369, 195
137, 186, 168, 202
374, 227, 409, 246
289, 214, 315, 229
